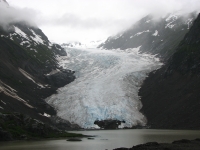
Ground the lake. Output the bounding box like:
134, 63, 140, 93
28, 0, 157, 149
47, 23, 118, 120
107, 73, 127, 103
1, 129, 200, 150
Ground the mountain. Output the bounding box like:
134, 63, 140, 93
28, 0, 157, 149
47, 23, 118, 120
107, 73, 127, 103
0, 0, 77, 134
99, 11, 200, 129
139, 13, 200, 129
62, 40, 105, 49
99, 12, 197, 61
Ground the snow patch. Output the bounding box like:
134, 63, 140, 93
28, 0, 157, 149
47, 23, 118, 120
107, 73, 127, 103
44, 113, 51, 117
1, 100, 6, 105
30, 29, 44, 44
20, 41, 30, 46
152, 30, 159, 36
186, 18, 193, 29
145, 20, 151, 23
39, 112, 51, 117
30, 48, 38, 53
14, 26, 29, 40
165, 14, 178, 22
134, 30, 150, 36
165, 22, 175, 28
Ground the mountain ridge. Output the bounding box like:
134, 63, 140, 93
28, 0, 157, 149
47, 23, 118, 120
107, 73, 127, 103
139, 13, 200, 129
99, 12, 197, 61
0, 0, 79, 136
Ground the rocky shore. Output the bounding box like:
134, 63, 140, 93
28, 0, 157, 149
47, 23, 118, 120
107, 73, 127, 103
114, 139, 200, 150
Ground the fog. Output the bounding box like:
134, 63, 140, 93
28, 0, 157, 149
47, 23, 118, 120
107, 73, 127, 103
2, 0, 200, 43
0, 0, 38, 28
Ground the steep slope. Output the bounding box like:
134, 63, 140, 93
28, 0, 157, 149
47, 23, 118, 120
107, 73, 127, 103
0, 0, 76, 130
99, 12, 197, 61
139, 13, 200, 129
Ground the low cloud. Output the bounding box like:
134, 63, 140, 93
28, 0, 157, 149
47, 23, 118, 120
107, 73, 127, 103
0, 1, 38, 28
3, 0, 200, 42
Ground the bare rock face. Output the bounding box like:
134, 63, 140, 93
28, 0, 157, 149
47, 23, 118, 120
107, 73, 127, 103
139, 14, 200, 129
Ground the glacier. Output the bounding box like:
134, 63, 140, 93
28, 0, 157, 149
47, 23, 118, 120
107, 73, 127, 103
46, 47, 162, 128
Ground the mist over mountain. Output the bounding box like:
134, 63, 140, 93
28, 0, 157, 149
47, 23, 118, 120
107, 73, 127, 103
0, 0, 37, 28
99, 11, 198, 61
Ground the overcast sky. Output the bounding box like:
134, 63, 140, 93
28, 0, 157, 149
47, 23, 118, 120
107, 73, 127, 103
4, 0, 200, 43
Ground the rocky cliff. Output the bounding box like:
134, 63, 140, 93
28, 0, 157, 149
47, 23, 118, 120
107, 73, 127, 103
139, 13, 200, 129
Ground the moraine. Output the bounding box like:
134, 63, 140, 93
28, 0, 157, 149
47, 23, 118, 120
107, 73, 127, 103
46, 47, 162, 128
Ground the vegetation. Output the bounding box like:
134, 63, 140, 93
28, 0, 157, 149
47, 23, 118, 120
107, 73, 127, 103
0, 112, 85, 141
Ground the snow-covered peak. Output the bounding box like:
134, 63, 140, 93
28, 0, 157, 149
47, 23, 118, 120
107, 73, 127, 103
62, 40, 105, 49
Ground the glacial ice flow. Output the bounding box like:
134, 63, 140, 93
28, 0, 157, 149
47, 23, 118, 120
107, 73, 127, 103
46, 48, 162, 128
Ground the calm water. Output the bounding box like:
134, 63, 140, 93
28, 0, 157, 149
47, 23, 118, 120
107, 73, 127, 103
1, 129, 200, 150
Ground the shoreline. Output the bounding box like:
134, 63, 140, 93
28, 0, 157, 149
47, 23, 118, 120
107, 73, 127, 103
114, 139, 200, 150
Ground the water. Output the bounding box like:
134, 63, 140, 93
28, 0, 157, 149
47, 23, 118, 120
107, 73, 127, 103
46, 48, 162, 128
1, 129, 200, 150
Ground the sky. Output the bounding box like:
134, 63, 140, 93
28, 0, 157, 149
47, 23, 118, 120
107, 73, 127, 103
3, 0, 200, 44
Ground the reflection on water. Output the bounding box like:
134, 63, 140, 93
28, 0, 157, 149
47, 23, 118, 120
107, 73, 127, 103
1, 129, 200, 150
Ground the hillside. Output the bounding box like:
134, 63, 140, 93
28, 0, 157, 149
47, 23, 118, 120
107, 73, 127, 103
0, 0, 77, 135
139, 13, 200, 129
99, 12, 197, 61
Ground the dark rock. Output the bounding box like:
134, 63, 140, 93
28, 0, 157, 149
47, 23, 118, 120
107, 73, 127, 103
113, 148, 128, 150
87, 138, 94, 140
172, 139, 191, 144
139, 13, 200, 129
46, 69, 75, 87
50, 116, 81, 130
0, 112, 71, 141
115, 139, 200, 150
94, 119, 124, 129
132, 142, 160, 149
20, 134, 27, 140
0, 127, 13, 141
